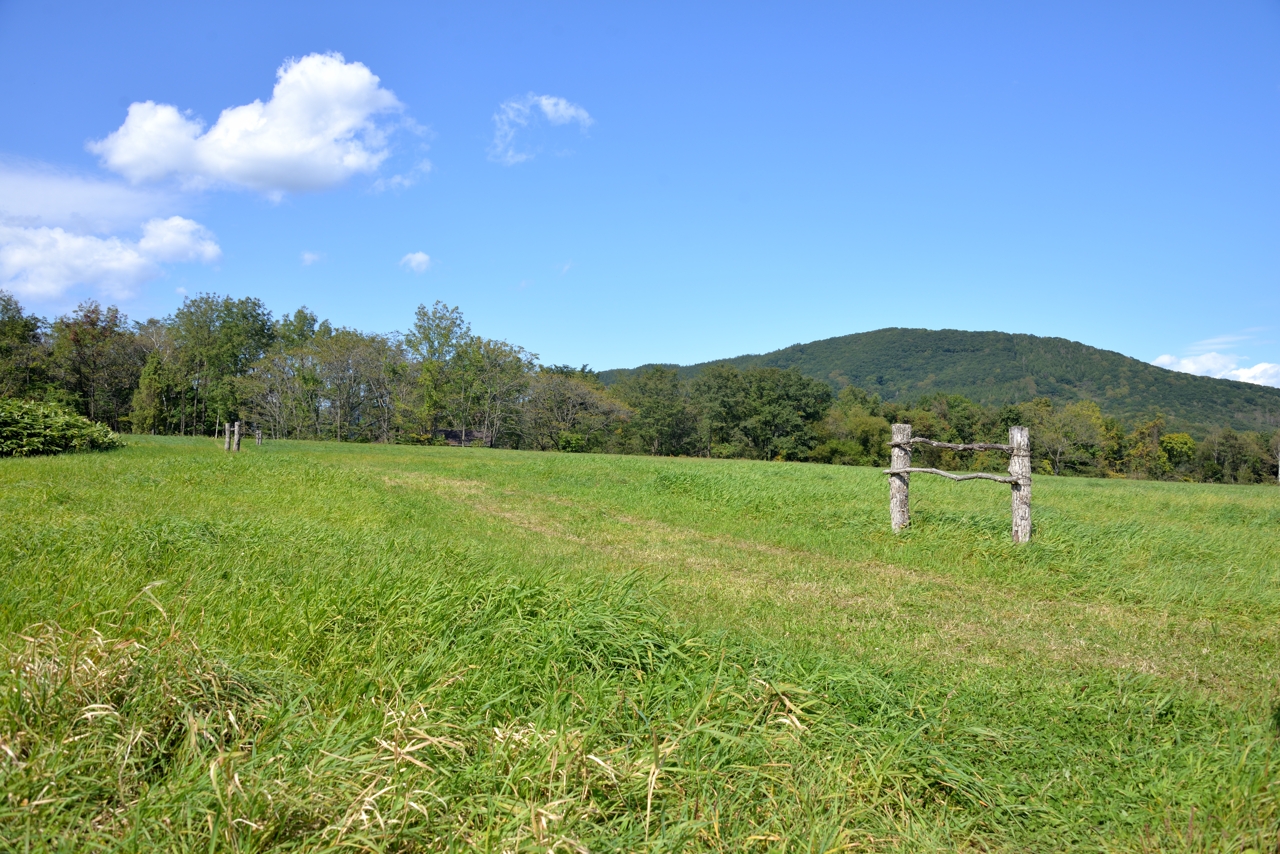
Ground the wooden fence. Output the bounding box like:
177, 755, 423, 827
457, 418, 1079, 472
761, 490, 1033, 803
222, 422, 263, 452
886, 424, 1032, 543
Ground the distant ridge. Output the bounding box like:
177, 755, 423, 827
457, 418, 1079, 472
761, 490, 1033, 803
599, 328, 1280, 436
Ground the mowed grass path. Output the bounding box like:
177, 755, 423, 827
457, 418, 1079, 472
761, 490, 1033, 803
1, 437, 1277, 852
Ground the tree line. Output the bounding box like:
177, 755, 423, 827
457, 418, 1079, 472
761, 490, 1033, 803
2, 290, 1276, 483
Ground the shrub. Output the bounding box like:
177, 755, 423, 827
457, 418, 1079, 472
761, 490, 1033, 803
0, 398, 124, 457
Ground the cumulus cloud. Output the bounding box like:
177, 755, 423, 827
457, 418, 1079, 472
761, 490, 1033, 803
489, 93, 593, 165
301, 251, 323, 266
89, 53, 403, 196
0, 159, 177, 233
0, 217, 220, 299
137, 216, 220, 263
400, 251, 430, 273
1152, 352, 1237, 376
1230, 362, 1280, 386
1153, 351, 1280, 388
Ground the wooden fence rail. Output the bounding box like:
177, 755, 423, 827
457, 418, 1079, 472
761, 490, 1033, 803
885, 424, 1032, 543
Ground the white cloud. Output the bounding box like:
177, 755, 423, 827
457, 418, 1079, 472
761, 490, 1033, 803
1230, 362, 1280, 386
89, 53, 403, 196
400, 251, 430, 273
0, 217, 220, 299
0, 159, 177, 233
301, 251, 323, 266
535, 95, 593, 127
1182, 334, 1253, 356
0, 226, 152, 299
137, 216, 220, 263
372, 158, 432, 193
489, 93, 593, 165
1153, 352, 1237, 375
1153, 352, 1280, 388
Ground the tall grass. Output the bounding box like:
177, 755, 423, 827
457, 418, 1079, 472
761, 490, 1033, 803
1, 437, 1277, 851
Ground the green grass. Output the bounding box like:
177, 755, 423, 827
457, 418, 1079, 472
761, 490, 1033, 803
2, 437, 1278, 852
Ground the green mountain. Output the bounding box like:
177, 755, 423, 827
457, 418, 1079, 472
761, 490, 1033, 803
599, 328, 1280, 436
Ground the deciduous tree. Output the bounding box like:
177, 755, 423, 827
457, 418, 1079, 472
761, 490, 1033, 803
48, 302, 141, 431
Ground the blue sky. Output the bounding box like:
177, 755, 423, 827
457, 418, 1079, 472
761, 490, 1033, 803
1, 1, 1277, 384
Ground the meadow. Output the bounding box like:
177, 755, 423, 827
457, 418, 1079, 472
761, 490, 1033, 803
1, 437, 1277, 852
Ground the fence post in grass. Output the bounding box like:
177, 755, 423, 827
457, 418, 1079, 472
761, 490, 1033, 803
255, 427, 262, 446
224, 422, 231, 451
1009, 425, 1032, 544
233, 421, 241, 453
890, 423, 912, 533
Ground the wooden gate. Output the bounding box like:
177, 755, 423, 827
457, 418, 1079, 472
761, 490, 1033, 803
886, 424, 1032, 543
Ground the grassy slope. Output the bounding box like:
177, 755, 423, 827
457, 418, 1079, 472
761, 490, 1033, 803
599, 328, 1280, 435
2, 438, 1278, 852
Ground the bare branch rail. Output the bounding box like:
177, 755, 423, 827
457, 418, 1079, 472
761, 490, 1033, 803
889, 438, 1013, 452
882, 467, 1017, 483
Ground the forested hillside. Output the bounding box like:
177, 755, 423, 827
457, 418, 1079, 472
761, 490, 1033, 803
600, 328, 1280, 436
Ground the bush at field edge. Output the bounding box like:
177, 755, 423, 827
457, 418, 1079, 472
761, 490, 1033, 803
0, 399, 124, 458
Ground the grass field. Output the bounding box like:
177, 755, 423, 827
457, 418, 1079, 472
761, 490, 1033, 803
2, 437, 1278, 852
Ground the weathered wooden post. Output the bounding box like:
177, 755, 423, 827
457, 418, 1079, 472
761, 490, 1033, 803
255, 427, 262, 446
224, 422, 231, 451
890, 423, 911, 533
1009, 425, 1031, 544
233, 421, 241, 452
